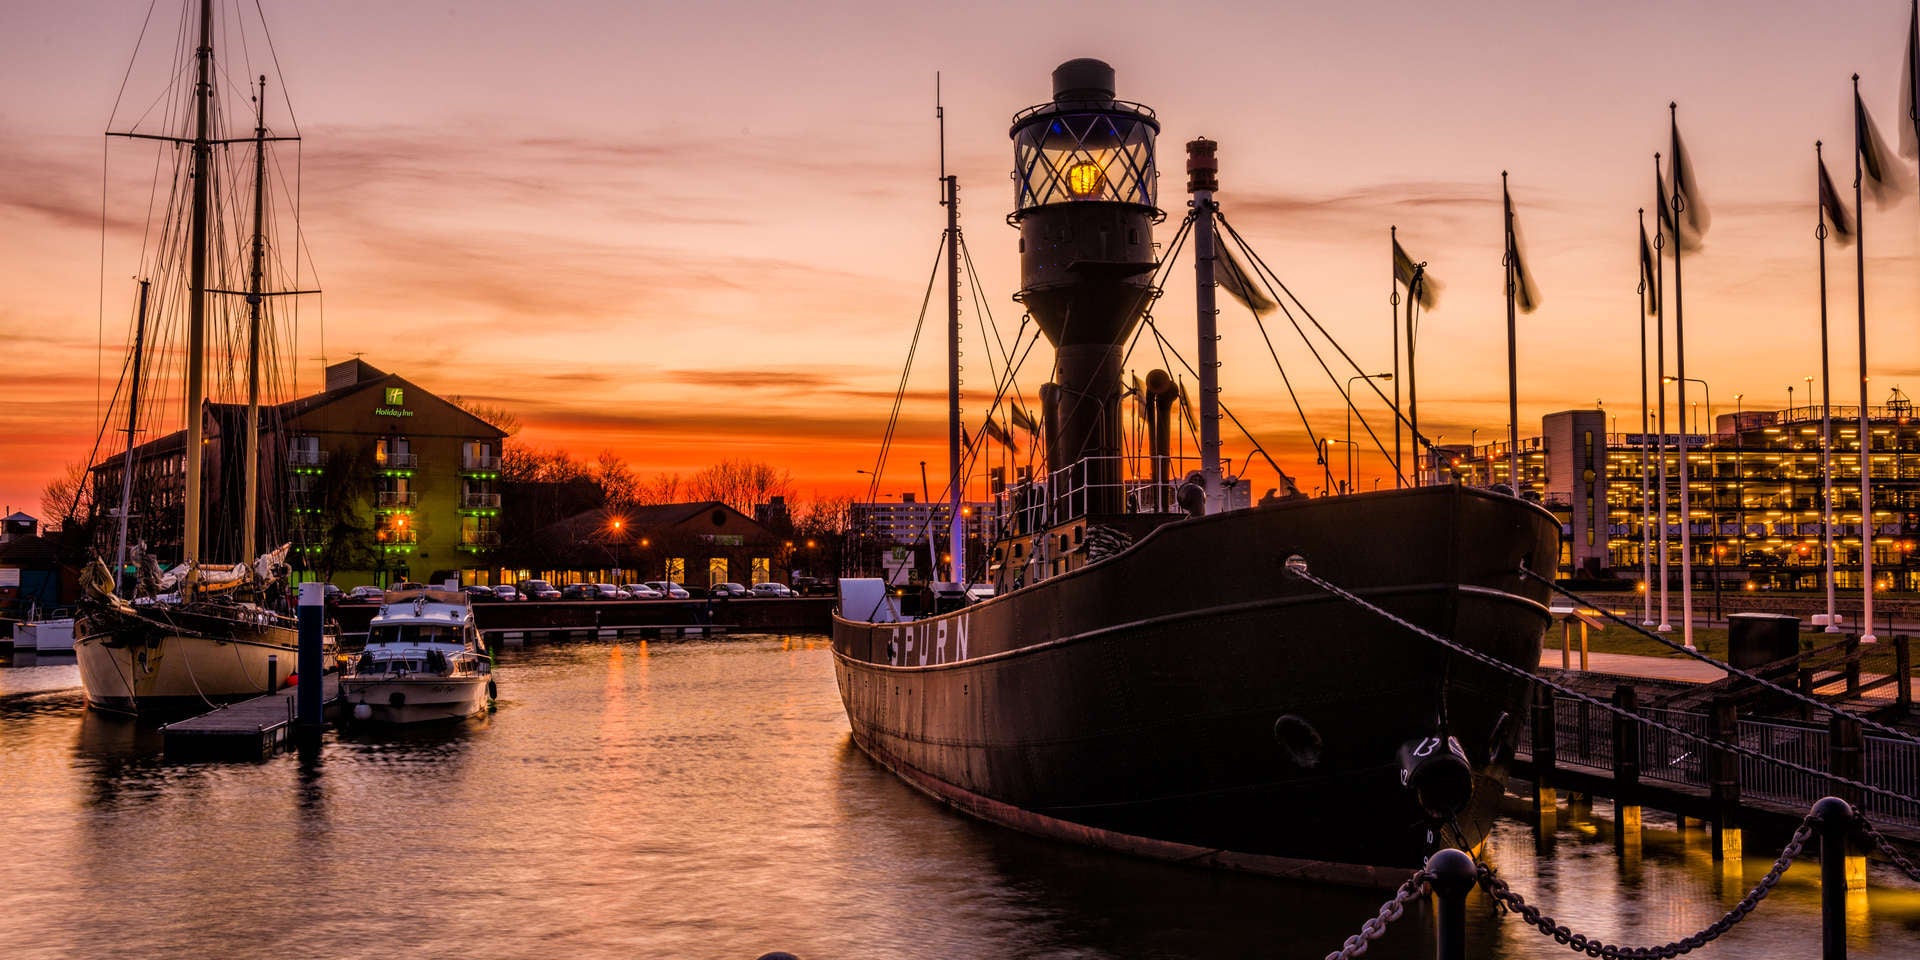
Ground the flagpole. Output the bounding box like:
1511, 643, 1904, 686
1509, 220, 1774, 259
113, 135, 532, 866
1391, 226, 1404, 488
1502, 172, 1520, 492
1654, 153, 1672, 633
1817, 140, 1841, 634
1670, 104, 1698, 651
1407, 265, 1421, 487
1854, 74, 1879, 644
1638, 209, 1655, 626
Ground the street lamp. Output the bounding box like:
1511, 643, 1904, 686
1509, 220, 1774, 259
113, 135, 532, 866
1346, 373, 1392, 494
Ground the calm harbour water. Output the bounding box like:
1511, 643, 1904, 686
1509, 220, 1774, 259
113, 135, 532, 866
2, 635, 1917, 960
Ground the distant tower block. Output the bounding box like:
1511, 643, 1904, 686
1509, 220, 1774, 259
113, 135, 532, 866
1010, 58, 1162, 516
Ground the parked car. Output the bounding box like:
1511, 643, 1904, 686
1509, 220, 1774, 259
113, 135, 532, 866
345, 585, 386, 602
750, 582, 794, 597
623, 583, 662, 599
491, 584, 522, 602
320, 583, 344, 605
791, 576, 837, 596
390, 581, 427, 592
595, 583, 631, 600
561, 583, 594, 600
462, 584, 498, 602
519, 579, 561, 601
709, 582, 749, 598
643, 580, 691, 599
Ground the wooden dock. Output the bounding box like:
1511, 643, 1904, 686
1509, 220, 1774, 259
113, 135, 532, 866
161, 675, 339, 762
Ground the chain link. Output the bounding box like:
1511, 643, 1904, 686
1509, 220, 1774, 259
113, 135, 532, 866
1476, 815, 1815, 959
1856, 812, 1920, 884
1325, 869, 1432, 960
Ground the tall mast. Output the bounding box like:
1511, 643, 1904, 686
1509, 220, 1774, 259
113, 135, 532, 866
114, 279, 152, 589
940, 77, 964, 585
1190, 139, 1222, 512
182, 0, 213, 567
244, 75, 268, 560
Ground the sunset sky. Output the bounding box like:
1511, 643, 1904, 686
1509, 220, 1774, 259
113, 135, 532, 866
3, 0, 1918, 517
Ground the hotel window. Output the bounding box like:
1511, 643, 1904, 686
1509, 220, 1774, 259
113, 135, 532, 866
752, 557, 770, 584
708, 557, 729, 587
376, 437, 410, 466
667, 558, 685, 583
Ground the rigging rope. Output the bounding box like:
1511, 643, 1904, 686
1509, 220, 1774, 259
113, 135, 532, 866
865, 235, 947, 503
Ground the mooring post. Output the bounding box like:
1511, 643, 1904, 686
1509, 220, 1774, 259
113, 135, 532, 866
1611, 684, 1643, 846
266, 653, 278, 695
1827, 713, 1867, 889
1530, 683, 1557, 822
1708, 696, 1742, 863
1895, 635, 1911, 713
1428, 848, 1476, 960
1813, 796, 1854, 960
297, 581, 324, 729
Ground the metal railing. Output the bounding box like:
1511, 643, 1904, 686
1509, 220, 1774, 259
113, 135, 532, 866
460, 531, 501, 548
288, 448, 328, 467
461, 492, 501, 509
376, 451, 418, 469
376, 491, 416, 509
461, 453, 499, 472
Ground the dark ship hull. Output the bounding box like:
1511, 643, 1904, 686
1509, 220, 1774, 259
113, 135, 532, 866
832, 485, 1560, 885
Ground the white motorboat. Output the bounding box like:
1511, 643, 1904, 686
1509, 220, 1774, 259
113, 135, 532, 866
342, 588, 494, 724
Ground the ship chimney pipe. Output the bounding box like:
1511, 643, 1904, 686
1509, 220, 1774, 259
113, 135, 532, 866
1146, 370, 1177, 511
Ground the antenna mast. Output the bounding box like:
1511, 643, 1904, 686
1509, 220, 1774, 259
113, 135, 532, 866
941, 74, 965, 584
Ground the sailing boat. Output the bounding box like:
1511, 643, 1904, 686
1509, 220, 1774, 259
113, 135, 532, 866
74, 0, 312, 715
831, 60, 1560, 883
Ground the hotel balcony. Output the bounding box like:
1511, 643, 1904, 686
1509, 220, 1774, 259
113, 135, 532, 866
461, 492, 502, 510
376, 491, 417, 510
376, 452, 418, 470
461, 452, 500, 474
288, 448, 329, 467
378, 529, 417, 545
459, 531, 501, 550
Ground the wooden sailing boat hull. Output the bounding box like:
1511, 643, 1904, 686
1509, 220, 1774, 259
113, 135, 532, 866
831, 485, 1560, 883
74, 606, 298, 716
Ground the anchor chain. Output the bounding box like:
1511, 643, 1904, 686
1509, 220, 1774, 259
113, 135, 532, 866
1856, 812, 1920, 883
1476, 814, 1815, 959
1325, 868, 1431, 960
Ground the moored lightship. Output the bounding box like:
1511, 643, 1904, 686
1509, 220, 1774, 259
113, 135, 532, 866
832, 59, 1562, 883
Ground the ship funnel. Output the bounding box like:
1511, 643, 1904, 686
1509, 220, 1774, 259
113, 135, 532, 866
1011, 59, 1163, 517
1145, 370, 1178, 511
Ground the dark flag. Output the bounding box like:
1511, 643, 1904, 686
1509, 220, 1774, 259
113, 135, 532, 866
1666, 122, 1711, 249
1392, 238, 1441, 310
1638, 221, 1658, 314
1503, 182, 1542, 314
1856, 89, 1908, 206
1214, 236, 1278, 315
980, 415, 1015, 449
1902, 0, 1919, 160
1819, 152, 1856, 246
1010, 401, 1040, 436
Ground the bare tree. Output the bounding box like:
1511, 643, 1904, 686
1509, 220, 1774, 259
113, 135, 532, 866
633, 471, 683, 505
594, 450, 639, 506
686, 458, 795, 515
796, 493, 854, 536
41, 461, 94, 525
501, 446, 591, 485
449, 396, 522, 438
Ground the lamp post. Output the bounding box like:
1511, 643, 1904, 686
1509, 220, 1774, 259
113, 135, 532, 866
1326, 438, 1358, 494
1734, 393, 1747, 595
1346, 373, 1392, 494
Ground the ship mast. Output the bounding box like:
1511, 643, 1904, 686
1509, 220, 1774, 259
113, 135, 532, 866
1188, 139, 1223, 512
940, 78, 965, 585
243, 75, 268, 559
113, 279, 152, 589
182, 0, 213, 567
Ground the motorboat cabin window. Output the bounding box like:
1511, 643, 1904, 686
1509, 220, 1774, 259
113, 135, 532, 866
368, 624, 464, 645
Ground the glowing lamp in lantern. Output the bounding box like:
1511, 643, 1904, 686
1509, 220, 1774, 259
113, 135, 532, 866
1065, 160, 1105, 198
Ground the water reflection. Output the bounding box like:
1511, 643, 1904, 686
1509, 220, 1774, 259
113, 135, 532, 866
0, 635, 1915, 960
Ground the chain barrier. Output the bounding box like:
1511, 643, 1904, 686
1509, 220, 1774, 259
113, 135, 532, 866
1477, 814, 1816, 959
1856, 813, 1920, 884
1284, 562, 1916, 809
1522, 568, 1920, 747
1325, 869, 1432, 960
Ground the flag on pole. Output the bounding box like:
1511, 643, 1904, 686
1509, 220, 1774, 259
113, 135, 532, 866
1901, 0, 1920, 159
980, 415, 1014, 449
1010, 401, 1040, 436
1638, 221, 1658, 314
1503, 182, 1542, 314
1214, 236, 1278, 315
1856, 88, 1909, 206
1392, 238, 1442, 310
1666, 122, 1711, 249
1819, 153, 1856, 245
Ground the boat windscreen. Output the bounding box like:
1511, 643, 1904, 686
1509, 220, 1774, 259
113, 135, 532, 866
368, 624, 465, 646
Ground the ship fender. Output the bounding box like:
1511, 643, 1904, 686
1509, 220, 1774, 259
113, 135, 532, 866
1397, 735, 1473, 820
1272, 714, 1323, 768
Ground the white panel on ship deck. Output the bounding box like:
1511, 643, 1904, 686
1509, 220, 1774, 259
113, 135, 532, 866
838, 578, 901, 623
